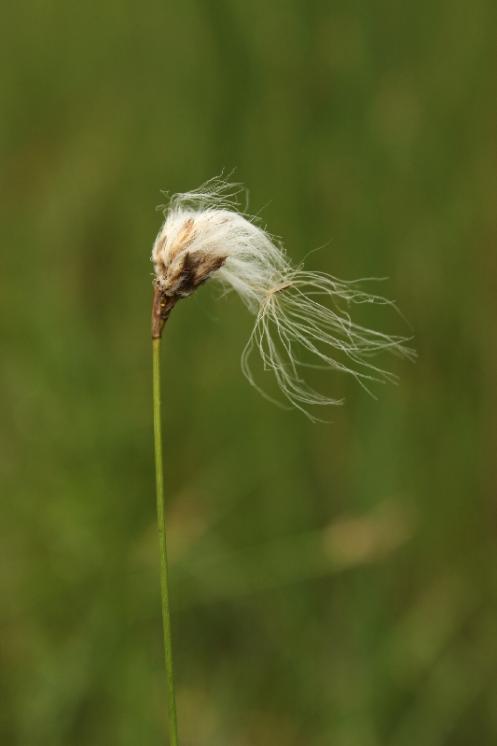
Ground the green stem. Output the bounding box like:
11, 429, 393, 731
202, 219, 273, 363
152, 336, 179, 746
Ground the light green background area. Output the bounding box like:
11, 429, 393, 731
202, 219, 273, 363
1, 2, 496, 745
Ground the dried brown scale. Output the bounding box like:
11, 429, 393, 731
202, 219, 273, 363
174, 217, 195, 253
151, 252, 227, 338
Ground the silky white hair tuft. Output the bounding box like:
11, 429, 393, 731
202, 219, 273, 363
151, 177, 415, 419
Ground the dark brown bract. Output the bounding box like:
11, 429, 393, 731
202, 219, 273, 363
151, 251, 226, 338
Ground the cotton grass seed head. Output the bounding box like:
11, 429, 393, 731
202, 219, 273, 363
151, 177, 415, 419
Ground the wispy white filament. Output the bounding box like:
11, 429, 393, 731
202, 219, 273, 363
152, 177, 415, 418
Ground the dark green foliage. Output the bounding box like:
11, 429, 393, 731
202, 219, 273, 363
1, 2, 496, 744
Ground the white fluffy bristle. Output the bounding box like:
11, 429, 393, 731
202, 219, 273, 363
152, 177, 415, 419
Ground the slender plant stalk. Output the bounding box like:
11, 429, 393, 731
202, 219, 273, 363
152, 336, 179, 746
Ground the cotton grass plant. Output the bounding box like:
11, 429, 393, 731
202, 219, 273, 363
150, 176, 414, 744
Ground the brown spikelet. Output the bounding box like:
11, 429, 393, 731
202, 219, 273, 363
151, 251, 227, 337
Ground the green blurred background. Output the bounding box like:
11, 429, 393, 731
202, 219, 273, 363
1, 2, 496, 744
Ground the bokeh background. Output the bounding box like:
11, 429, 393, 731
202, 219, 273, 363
1, 2, 496, 745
